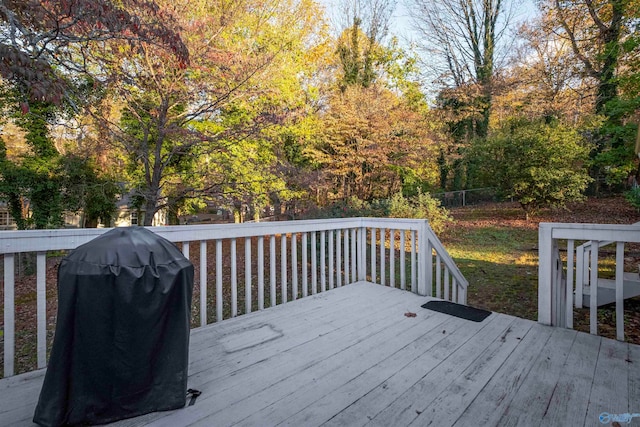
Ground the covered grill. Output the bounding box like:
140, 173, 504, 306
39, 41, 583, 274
33, 227, 194, 426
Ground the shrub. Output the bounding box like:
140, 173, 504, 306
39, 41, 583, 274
625, 186, 640, 210
388, 191, 453, 233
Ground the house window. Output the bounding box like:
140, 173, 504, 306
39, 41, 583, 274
130, 211, 138, 226
0, 211, 9, 226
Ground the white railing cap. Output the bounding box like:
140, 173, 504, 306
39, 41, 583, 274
0, 218, 430, 254
540, 222, 640, 242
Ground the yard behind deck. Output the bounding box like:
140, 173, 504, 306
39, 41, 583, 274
1, 282, 638, 426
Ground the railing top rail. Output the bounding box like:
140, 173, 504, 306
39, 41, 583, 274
540, 222, 640, 242
573, 221, 640, 251
0, 217, 430, 254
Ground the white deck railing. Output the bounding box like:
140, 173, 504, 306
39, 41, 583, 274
0, 218, 467, 378
538, 222, 640, 341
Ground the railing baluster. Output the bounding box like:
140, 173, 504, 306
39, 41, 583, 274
4, 253, 15, 377
351, 228, 357, 282
444, 268, 450, 301
231, 239, 238, 317
344, 229, 350, 284
589, 241, 599, 335
565, 239, 574, 329
292, 233, 298, 301
216, 239, 223, 322
328, 230, 334, 289
390, 229, 395, 288
270, 235, 276, 307
381, 229, 387, 286
311, 232, 317, 294
371, 229, 377, 284
37, 251, 47, 369
302, 233, 308, 297
411, 230, 416, 293
452, 277, 457, 303
459, 284, 467, 304
320, 231, 326, 292
575, 246, 584, 309
258, 236, 265, 310
400, 231, 406, 290
281, 234, 287, 304
616, 241, 625, 341
182, 241, 189, 259
245, 237, 252, 314
200, 241, 208, 326
425, 235, 434, 297
436, 254, 442, 299
336, 230, 342, 287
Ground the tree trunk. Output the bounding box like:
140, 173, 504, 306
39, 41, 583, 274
143, 199, 157, 226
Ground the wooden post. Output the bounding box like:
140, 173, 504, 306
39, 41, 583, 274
418, 221, 432, 296
538, 223, 554, 325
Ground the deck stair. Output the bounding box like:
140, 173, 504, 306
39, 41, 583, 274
582, 272, 640, 307
575, 221, 640, 308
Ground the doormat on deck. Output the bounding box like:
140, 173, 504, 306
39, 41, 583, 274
421, 301, 491, 322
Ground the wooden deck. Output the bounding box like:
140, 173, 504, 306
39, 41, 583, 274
2, 282, 639, 426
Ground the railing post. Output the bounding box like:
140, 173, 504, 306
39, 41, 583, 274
538, 223, 554, 325
418, 221, 432, 296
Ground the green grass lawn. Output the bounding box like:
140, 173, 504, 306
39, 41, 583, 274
443, 225, 539, 320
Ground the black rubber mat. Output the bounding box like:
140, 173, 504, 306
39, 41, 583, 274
421, 300, 492, 322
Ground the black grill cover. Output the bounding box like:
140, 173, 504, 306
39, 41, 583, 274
33, 227, 194, 426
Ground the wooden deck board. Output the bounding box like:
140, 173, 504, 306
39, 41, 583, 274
366, 314, 517, 426
628, 343, 640, 414
0, 282, 637, 427
451, 322, 554, 426
494, 326, 578, 426
584, 337, 630, 423
538, 331, 601, 426
408, 316, 535, 426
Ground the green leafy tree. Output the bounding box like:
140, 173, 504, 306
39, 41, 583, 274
97, 0, 325, 225
0, 101, 63, 229
539, 0, 640, 187
0, 93, 118, 229
472, 118, 592, 218
60, 155, 120, 227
